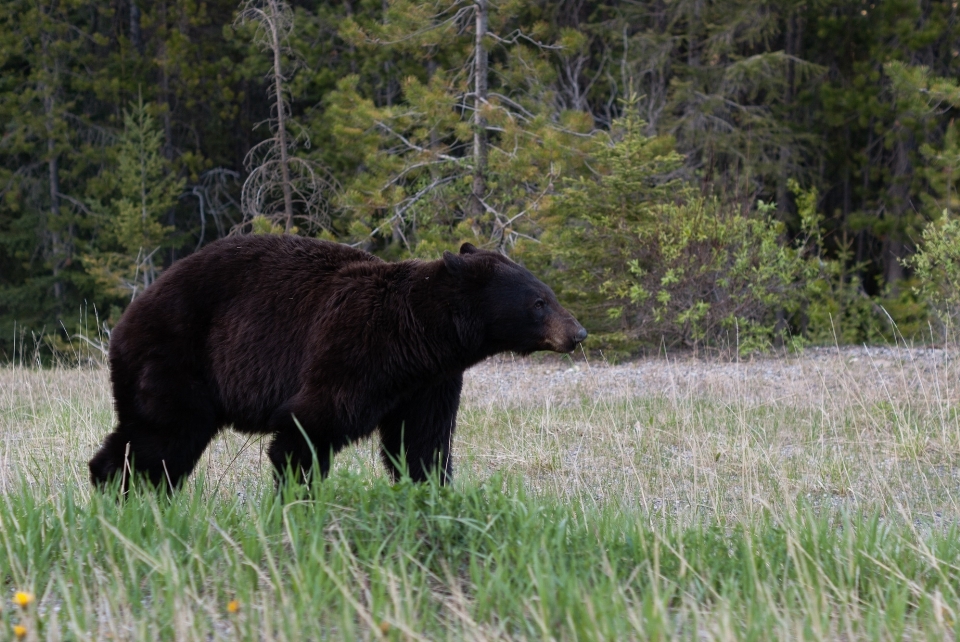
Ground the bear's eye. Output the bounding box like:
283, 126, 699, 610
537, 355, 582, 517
534, 299, 545, 309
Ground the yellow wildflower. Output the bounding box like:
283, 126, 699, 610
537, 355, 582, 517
227, 600, 240, 614
13, 592, 34, 608
13, 624, 27, 638
379, 621, 391, 634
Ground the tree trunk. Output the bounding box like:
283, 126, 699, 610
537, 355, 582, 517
129, 0, 143, 54
270, 0, 295, 233
159, 2, 174, 162
42, 32, 65, 316
159, 1, 176, 263
884, 131, 913, 291
776, 11, 802, 222
470, 0, 488, 220
883, 238, 906, 287
687, 0, 701, 69
46, 91, 64, 311
45, 97, 60, 223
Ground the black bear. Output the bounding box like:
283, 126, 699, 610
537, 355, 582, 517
88, 236, 587, 491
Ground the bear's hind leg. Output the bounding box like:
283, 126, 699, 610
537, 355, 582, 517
90, 368, 219, 492
378, 375, 463, 484
89, 416, 218, 492
88, 429, 136, 489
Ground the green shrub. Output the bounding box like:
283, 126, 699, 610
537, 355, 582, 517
789, 180, 910, 345
909, 210, 960, 334
607, 197, 802, 352
519, 115, 803, 354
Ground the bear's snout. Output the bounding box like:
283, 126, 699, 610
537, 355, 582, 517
544, 315, 588, 353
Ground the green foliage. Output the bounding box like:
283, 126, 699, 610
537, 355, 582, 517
0, 0, 105, 350
884, 61, 960, 242
792, 180, 888, 345
249, 214, 289, 235
522, 113, 803, 354
324, 1, 596, 255
812, 1, 960, 288
786, 179, 929, 345
909, 210, 960, 331
83, 97, 184, 305
1, 0, 959, 353
885, 61, 960, 122
526, 128, 933, 352
920, 120, 960, 221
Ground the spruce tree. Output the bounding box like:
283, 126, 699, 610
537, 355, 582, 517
84, 96, 184, 304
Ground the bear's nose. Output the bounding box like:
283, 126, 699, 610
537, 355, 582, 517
574, 326, 587, 342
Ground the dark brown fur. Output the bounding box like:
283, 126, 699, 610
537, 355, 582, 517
88, 236, 586, 490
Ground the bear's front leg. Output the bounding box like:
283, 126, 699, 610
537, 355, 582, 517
378, 375, 463, 484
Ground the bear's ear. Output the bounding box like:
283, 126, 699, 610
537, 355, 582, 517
459, 242, 478, 255
443, 250, 465, 277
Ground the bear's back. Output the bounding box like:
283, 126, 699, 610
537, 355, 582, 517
108, 236, 383, 425
113, 236, 379, 338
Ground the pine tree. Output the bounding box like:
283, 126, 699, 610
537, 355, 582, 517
84, 96, 184, 304
921, 121, 960, 219
520, 106, 804, 352
885, 62, 960, 220
613, 0, 823, 206
812, 0, 960, 291
327, 0, 596, 256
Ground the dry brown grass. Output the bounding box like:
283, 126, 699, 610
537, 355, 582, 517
460, 346, 960, 524
2, 345, 958, 526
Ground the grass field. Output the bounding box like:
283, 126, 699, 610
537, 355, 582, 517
2, 347, 960, 640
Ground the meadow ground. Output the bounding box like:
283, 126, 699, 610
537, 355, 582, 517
1, 346, 960, 640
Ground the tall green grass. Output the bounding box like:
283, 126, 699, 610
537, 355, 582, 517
1, 470, 959, 640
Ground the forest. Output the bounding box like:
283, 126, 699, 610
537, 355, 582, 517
1, 0, 959, 357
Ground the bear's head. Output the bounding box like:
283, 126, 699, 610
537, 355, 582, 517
443, 243, 587, 356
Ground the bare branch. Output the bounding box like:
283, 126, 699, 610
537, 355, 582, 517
361, 174, 462, 247
367, 5, 473, 46
376, 122, 462, 163
486, 29, 563, 50
385, 159, 461, 188
56, 191, 94, 216
394, 174, 460, 219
